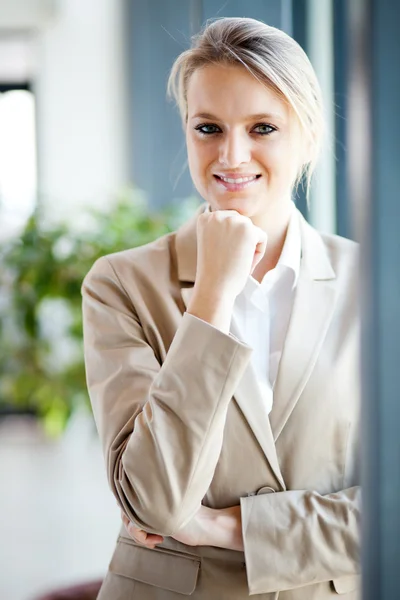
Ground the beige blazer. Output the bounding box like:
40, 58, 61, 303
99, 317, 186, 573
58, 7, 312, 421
82, 204, 361, 600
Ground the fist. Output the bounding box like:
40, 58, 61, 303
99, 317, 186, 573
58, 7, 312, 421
195, 210, 267, 299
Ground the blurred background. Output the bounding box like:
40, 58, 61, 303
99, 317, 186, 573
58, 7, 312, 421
0, 1, 398, 599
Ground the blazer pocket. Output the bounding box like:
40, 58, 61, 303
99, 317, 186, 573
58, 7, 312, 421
331, 575, 360, 594
110, 537, 201, 596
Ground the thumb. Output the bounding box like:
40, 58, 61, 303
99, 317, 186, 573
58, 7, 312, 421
251, 230, 268, 272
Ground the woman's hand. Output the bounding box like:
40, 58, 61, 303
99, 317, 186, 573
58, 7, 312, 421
171, 505, 217, 547
187, 210, 267, 333
121, 505, 243, 551
172, 505, 244, 551
121, 511, 164, 550
195, 209, 267, 300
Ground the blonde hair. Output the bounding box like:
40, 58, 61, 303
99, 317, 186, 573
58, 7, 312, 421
167, 17, 325, 200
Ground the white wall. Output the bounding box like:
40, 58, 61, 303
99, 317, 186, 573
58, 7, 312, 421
0, 0, 55, 29
34, 0, 129, 225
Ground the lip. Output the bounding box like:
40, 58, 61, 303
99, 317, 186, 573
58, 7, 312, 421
213, 173, 262, 192
214, 172, 261, 179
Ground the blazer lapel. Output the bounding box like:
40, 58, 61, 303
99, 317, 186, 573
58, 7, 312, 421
230, 317, 286, 489
269, 214, 337, 441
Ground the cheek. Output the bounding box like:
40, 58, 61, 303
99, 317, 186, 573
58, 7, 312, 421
261, 140, 300, 181
186, 140, 209, 197
187, 138, 213, 178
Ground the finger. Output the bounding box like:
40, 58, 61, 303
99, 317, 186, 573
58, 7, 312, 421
131, 530, 163, 549
130, 528, 164, 545
254, 238, 267, 259
146, 534, 164, 544
137, 534, 164, 549
128, 523, 164, 548
251, 240, 268, 272
129, 525, 148, 543
121, 512, 147, 542
255, 227, 268, 245
120, 510, 164, 546
255, 239, 267, 259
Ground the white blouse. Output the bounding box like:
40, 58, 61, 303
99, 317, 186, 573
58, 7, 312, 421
232, 203, 301, 414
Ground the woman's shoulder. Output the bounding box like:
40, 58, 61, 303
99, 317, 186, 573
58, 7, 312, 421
299, 210, 359, 279
103, 232, 173, 268
320, 231, 359, 262
318, 231, 359, 289
83, 232, 176, 294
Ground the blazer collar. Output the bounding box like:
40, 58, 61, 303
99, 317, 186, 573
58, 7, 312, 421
174, 203, 203, 283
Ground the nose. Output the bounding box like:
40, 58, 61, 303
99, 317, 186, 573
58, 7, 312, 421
218, 129, 251, 168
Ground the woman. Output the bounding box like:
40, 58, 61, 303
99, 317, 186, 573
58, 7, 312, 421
82, 17, 360, 600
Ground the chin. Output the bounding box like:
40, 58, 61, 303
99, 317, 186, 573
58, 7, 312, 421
215, 196, 263, 217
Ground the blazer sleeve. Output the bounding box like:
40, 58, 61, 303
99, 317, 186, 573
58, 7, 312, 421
81, 256, 252, 536
240, 485, 361, 595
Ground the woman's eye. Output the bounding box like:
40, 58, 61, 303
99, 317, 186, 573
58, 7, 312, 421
195, 124, 220, 135
194, 123, 276, 136
253, 123, 275, 135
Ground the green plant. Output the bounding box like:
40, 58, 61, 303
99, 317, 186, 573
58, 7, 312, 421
0, 188, 198, 436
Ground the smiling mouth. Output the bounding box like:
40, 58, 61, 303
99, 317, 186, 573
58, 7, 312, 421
213, 174, 262, 191
214, 174, 262, 184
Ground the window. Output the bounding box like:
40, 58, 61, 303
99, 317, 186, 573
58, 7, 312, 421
0, 86, 37, 239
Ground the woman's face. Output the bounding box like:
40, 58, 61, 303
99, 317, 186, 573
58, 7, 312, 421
186, 63, 306, 222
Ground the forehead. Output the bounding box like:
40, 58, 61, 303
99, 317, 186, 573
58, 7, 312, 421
186, 63, 290, 124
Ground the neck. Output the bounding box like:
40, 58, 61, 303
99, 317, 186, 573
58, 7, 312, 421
251, 200, 293, 283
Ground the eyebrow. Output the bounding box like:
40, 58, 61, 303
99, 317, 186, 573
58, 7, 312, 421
190, 112, 285, 122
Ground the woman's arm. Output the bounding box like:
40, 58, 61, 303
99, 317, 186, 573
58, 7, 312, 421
82, 210, 267, 537
240, 486, 360, 594
82, 255, 251, 536
122, 483, 360, 594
